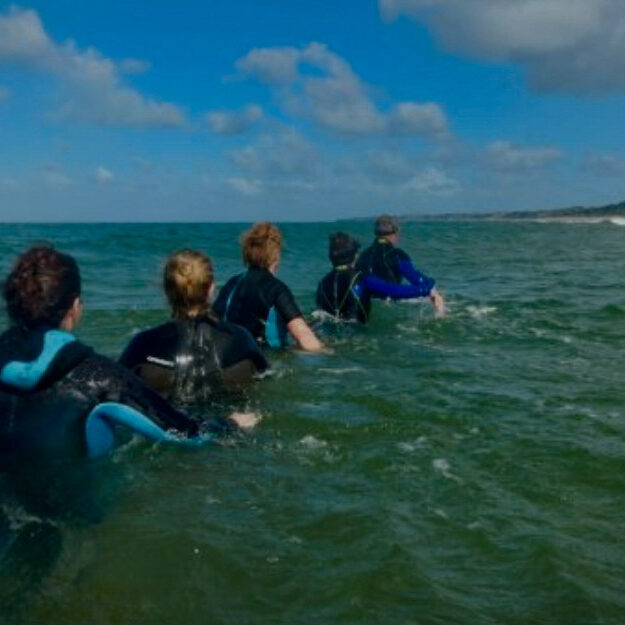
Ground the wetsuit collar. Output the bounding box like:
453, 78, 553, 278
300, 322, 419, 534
0, 326, 93, 392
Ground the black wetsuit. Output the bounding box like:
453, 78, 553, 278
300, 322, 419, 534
355, 239, 436, 296
119, 314, 268, 402
316, 267, 372, 323
0, 326, 203, 524
213, 268, 302, 348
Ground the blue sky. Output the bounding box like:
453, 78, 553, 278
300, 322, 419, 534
1, 0, 625, 221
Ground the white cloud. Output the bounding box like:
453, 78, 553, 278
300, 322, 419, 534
485, 140, 563, 171
206, 104, 263, 134
235, 42, 448, 135
403, 166, 460, 196
0, 85, 10, 102
389, 102, 449, 137
118, 58, 151, 74
42, 166, 72, 187
235, 46, 300, 84
94, 166, 114, 183
582, 152, 625, 176
225, 177, 263, 195
230, 129, 319, 176
0, 7, 184, 125
379, 0, 625, 94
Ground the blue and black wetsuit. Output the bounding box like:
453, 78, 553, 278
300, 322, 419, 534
0, 326, 202, 463
119, 313, 268, 402
316, 265, 437, 323
213, 268, 302, 348
355, 238, 435, 296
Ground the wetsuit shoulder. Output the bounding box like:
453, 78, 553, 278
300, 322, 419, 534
213, 273, 245, 317
393, 247, 412, 263
265, 274, 302, 323
119, 321, 179, 370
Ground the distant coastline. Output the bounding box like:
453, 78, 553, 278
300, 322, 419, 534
415, 199, 625, 222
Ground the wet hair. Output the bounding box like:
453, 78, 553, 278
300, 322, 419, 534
374, 214, 399, 237
164, 250, 214, 319
241, 222, 282, 269
3, 245, 81, 329
328, 232, 360, 267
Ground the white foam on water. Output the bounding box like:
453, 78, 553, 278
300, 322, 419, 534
318, 367, 362, 375
298, 435, 328, 450
467, 305, 497, 319
609, 217, 625, 226
432, 457, 463, 483
397, 436, 428, 453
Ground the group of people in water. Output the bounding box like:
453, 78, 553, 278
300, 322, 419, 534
0, 215, 445, 469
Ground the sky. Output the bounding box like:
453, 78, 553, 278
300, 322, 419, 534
1, 0, 625, 222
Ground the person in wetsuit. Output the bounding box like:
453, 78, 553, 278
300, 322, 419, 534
119, 249, 268, 403
213, 222, 323, 351
316, 232, 441, 323
0, 246, 205, 466
355, 214, 445, 314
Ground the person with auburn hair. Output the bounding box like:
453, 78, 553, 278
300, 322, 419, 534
356, 214, 445, 315
119, 249, 267, 402
0, 245, 208, 469
214, 222, 323, 351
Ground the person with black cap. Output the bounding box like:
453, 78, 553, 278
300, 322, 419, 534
316, 232, 441, 323
355, 214, 445, 314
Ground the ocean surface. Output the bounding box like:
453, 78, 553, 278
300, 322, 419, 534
1, 220, 624, 625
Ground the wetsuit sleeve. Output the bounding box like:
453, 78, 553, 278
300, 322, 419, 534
395, 252, 436, 292
81, 355, 199, 437
363, 274, 434, 299
221, 325, 269, 374
273, 281, 302, 323
213, 277, 236, 319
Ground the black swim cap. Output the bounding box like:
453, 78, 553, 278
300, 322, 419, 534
329, 232, 360, 266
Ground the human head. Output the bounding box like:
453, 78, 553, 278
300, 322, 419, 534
241, 222, 282, 271
163, 249, 214, 319
328, 232, 360, 267
374, 214, 399, 244
3, 245, 82, 330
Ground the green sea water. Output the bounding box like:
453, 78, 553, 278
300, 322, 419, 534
1, 220, 624, 625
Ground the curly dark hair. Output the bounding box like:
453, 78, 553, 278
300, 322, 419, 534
3, 245, 81, 329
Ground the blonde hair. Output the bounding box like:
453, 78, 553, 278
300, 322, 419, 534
163, 250, 213, 319
241, 221, 282, 269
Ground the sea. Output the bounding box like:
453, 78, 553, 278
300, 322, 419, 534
0, 219, 624, 625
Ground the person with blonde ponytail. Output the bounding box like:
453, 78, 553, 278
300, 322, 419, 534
119, 250, 267, 403
214, 222, 323, 352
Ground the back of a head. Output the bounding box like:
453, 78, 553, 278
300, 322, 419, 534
374, 214, 399, 238
329, 232, 360, 267
164, 250, 213, 319
241, 222, 282, 269
3, 245, 81, 329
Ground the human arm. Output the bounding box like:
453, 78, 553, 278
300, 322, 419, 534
429, 288, 446, 316
286, 317, 324, 352
396, 254, 445, 315
362, 273, 434, 299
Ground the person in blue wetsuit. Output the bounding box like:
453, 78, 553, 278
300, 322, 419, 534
119, 249, 268, 403
213, 222, 324, 351
316, 232, 439, 323
355, 214, 445, 315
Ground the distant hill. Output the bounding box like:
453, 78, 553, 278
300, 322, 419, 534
417, 199, 625, 221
